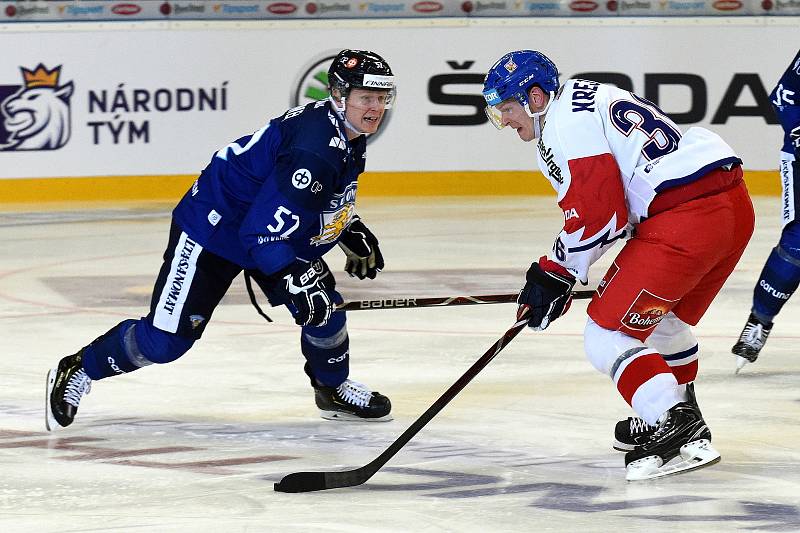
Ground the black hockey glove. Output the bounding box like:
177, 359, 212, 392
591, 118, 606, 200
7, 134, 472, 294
279, 259, 339, 327
338, 217, 384, 280
518, 257, 576, 331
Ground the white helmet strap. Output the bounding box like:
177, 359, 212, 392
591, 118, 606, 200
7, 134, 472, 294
329, 95, 370, 137
328, 95, 370, 135
524, 90, 555, 139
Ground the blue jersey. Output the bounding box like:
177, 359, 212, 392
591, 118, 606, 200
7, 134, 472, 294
770, 49, 800, 155
173, 99, 367, 275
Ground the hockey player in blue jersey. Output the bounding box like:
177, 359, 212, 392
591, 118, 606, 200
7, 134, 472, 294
45, 49, 395, 429
732, 49, 800, 373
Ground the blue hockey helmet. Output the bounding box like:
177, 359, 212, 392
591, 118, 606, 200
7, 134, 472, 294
482, 50, 559, 130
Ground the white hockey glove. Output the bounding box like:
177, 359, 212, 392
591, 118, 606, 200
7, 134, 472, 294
338, 218, 384, 280
517, 257, 576, 331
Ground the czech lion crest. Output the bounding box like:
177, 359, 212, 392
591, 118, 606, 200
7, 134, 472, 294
0, 64, 74, 151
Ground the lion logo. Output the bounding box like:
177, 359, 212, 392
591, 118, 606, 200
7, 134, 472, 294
0, 64, 74, 151
311, 203, 355, 246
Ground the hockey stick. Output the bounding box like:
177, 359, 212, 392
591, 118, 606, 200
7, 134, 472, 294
337, 290, 595, 312
246, 267, 593, 320
274, 292, 593, 493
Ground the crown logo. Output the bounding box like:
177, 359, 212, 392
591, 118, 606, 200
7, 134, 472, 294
22, 64, 60, 89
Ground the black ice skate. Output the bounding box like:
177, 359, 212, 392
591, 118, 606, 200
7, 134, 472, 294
614, 383, 700, 451
613, 417, 656, 451
624, 402, 720, 481
305, 364, 392, 422
732, 313, 772, 373
45, 350, 92, 431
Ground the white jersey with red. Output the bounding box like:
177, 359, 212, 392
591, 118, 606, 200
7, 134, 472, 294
535, 79, 741, 284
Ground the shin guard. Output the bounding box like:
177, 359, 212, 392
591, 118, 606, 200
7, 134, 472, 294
80, 320, 141, 380
301, 311, 349, 387
752, 242, 800, 320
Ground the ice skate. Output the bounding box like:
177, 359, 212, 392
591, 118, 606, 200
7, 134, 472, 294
624, 402, 720, 481
614, 383, 699, 451
613, 417, 656, 451
45, 350, 92, 431
732, 313, 772, 374
305, 364, 392, 422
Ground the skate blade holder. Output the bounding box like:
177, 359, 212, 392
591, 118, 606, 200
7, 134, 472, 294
625, 439, 721, 481
319, 410, 393, 422
735, 355, 755, 374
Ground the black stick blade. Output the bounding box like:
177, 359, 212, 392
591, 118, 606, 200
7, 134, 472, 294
274, 467, 371, 493
274, 471, 327, 493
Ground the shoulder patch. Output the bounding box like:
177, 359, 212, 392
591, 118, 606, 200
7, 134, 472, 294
291, 168, 312, 189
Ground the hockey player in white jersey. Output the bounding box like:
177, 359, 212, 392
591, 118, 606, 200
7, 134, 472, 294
483, 50, 755, 480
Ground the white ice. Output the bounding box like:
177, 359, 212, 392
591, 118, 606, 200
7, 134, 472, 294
1, 196, 799, 532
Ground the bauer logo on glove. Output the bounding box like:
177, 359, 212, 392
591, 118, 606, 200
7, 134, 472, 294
280, 259, 339, 327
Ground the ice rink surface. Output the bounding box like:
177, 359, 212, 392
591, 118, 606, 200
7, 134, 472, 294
1, 196, 799, 532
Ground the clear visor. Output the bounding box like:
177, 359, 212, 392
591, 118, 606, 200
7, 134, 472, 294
482, 87, 508, 130
484, 105, 505, 130
345, 87, 396, 110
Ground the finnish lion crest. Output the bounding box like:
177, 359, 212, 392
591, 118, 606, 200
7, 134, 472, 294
310, 203, 355, 246
0, 64, 73, 151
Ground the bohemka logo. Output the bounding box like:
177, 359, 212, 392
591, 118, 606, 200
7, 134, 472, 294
0, 64, 74, 151
622, 289, 676, 331
291, 51, 390, 143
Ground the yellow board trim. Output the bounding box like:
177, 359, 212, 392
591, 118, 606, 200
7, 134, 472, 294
0, 170, 781, 204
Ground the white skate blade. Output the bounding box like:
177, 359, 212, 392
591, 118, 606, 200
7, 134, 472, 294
734, 356, 749, 374
45, 368, 59, 432
626, 439, 720, 481
319, 410, 393, 422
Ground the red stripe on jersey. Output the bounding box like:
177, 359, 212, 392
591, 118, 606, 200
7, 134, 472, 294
669, 359, 698, 385
561, 153, 628, 236
616, 352, 672, 405
648, 165, 742, 216
539, 255, 572, 278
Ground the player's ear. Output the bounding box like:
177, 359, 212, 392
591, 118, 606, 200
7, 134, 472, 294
528, 86, 547, 108
330, 87, 344, 105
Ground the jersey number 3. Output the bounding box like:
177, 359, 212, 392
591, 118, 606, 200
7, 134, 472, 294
609, 95, 681, 160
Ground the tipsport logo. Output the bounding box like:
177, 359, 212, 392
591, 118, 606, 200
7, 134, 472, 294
291, 52, 391, 143
0, 64, 74, 151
